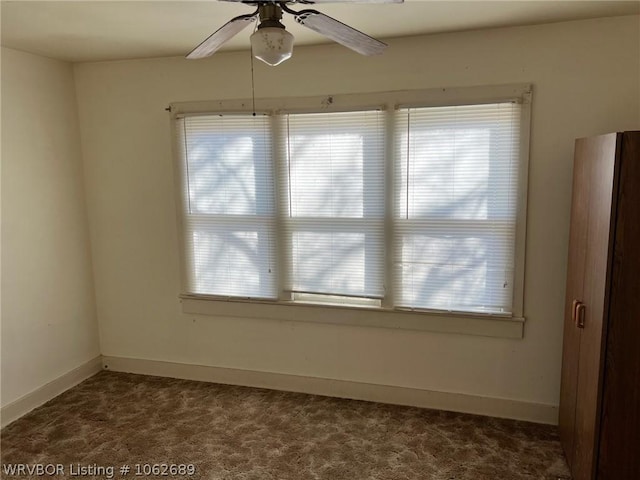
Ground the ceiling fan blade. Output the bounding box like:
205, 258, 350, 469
300, 0, 402, 3
294, 10, 387, 56
219, 0, 402, 2
186, 13, 257, 59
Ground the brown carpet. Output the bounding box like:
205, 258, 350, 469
1, 371, 570, 479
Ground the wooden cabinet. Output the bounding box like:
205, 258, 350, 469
559, 131, 640, 480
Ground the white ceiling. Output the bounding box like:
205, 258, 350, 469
1, 1, 638, 63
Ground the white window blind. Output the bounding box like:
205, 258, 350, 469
178, 114, 278, 299
394, 102, 521, 314
281, 110, 385, 299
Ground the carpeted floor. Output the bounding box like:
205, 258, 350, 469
1, 371, 570, 480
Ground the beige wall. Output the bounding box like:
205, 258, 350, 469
1, 48, 100, 406
73, 16, 639, 411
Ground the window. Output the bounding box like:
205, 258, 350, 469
173, 86, 530, 325
178, 114, 277, 299
394, 103, 521, 314
282, 111, 385, 303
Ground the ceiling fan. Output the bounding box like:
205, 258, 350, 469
187, 0, 403, 66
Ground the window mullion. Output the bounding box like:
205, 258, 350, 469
272, 113, 292, 301
383, 104, 396, 309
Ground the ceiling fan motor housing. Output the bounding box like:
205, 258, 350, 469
257, 3, 286, 30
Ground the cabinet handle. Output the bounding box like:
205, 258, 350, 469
572, 299, 580, 326
576, 303, 586, 329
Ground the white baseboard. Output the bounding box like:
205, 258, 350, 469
102, 356, 558, 425
1, 356, 103, 429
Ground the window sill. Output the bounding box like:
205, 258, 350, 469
180, 295, 525, 339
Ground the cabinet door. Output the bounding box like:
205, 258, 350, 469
598, 132, 640, 479
572, 133, 618, 480
559, 139, 592, 468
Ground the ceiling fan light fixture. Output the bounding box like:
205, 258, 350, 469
250, 26, 294, 66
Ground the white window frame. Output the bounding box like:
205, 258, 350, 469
170, 84, 532, 339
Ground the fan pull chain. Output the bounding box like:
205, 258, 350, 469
250, 23, 257, 116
